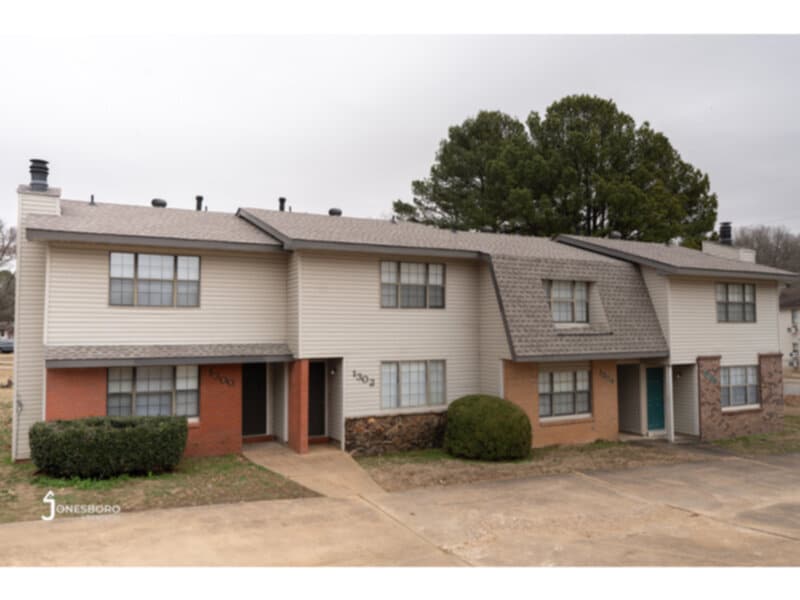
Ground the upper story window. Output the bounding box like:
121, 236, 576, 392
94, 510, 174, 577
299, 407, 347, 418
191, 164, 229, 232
544, 280, 588, 323
720, 366, 759, 408
107, 365, 199, 417
110, 252, 200, 307
380, 261, 445, 308
716, 283, 755, 322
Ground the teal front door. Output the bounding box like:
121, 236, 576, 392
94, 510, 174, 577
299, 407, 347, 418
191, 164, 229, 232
646, 367, 665, 431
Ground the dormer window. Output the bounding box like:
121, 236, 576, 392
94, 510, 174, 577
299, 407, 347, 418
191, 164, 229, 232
544, 280, 588, 323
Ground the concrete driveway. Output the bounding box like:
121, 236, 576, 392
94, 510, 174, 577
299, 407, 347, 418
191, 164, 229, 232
1, 454, 799, 566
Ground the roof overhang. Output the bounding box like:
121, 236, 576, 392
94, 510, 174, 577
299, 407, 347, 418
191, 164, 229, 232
556, 235, 799, 283
45, 344, 293, 369
27, 228, 284, 254
513, 350, 670, 363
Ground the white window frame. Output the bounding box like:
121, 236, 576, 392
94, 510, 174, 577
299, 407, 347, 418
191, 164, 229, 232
538, 369, 592, 419
716, 283, 756, 323
380, 360, 446, 409
720, 365, 760, 410
544, 280, 589, 323
379, 261, 446, 309
107, 365, 200, 418
109, 252, 201, 308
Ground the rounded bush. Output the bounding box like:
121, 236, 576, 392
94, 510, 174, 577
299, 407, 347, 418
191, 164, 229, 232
443, 395, 532, 461
30, 416, 188, 479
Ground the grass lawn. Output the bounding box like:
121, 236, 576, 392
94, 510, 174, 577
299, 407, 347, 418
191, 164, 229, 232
712, 414, 800, 456
0, 359, 316, 523
357, 439, 712, 492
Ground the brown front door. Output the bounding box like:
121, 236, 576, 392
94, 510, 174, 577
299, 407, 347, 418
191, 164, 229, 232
308, 361, 326, 437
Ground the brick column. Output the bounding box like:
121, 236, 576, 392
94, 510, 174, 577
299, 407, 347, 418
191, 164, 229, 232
288, 359, 309, 454
697, 355, 722, 441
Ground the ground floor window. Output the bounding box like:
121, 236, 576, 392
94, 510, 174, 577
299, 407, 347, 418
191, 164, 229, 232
538, 370, 591, 418
720, 366, 759, 407
381, 360, 446, 409
107, 365, 199, 417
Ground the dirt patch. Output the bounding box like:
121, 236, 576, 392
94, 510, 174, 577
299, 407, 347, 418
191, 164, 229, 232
0, 385, 316, 523
358, 441, 714, 493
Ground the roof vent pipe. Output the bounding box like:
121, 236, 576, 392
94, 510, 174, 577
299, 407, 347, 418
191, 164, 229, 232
720, 221, 732, 246
328, 208, 342, 217
29, 158, 49, 191
151, 198, 167, 208
279, 197, 286, 212
195, 195, 203, 211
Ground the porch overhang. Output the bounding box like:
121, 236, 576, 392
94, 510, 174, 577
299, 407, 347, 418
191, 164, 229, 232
45, 343, 293, 368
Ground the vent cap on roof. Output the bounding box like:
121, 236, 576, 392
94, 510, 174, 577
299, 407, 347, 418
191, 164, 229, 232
328, 208, 342, 217
720, 221, 732, 245
29, 158, 49, 191
151, 198, 167, 208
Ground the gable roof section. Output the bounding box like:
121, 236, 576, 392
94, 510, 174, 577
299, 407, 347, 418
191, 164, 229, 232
556, 235, 797, 281
491, 255, 668, 361
237, 207, 618, 261
26, 200, 282, 252
780, 286, 800, 310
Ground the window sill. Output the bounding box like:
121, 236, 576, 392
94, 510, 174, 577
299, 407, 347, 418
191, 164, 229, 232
539, 414, 593, 427
722, 405, 761, 414
377, 405, 448, 417
187, 417, 201, 428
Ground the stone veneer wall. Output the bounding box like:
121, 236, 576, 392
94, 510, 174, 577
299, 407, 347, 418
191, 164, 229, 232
345, 412, 447, 456
698, 354, 784, 441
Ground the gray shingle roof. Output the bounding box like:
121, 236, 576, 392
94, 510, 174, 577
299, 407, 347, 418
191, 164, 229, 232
492, 256, 669, 361
45, 343, 292, 367
238, 208, 619, 262
557, 235, 797, 280
780, 286, 800, 309
27, 200, 281, 250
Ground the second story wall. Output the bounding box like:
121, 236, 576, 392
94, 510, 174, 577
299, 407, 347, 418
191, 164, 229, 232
45, 243, 289, 346
667, 276, 781, 365
295, 250, 482, 417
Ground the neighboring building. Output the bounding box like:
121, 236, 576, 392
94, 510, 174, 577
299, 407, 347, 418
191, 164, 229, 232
780, 287, 800, 373
11, 161, 797, 460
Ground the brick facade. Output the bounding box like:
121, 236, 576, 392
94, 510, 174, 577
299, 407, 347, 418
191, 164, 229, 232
184, 364, 242, 457
45, 368, 107, 420
345, 411, 447, 456
697, 354, 784, 441
503, 359, 619, 447
288, 359, 309, 454
45, 364, 243, 458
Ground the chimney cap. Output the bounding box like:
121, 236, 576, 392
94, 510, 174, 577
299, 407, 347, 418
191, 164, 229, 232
151, 198, 167, 208
720, 221, 733, 246
279, 197, 287, 212
195, 195, 203, 211
29, 158, 49, 191
328, 208, 342, 217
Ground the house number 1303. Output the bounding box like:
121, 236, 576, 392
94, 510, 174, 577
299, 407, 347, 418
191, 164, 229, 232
352, 370, 375, 387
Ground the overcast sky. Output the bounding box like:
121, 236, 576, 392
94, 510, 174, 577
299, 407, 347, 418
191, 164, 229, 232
1, 35, 799, 232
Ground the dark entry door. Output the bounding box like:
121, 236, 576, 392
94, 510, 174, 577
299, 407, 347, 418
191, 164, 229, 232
242, 363, 267, 436
646, 367, 665, 431
308, 361, 326, 437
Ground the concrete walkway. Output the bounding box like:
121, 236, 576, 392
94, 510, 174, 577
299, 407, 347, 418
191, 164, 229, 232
2, 454, 799, 566
243, 442, 386, 498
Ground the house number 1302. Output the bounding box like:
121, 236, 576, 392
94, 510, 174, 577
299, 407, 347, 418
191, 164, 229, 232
352, 370, 375, 387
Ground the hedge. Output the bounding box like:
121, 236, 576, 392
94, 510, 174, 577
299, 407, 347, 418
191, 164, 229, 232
30, 416, 188, 479
443, 395, 532, 461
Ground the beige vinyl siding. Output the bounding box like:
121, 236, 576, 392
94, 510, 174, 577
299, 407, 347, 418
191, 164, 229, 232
641, 266, 670, 339
13, 191, 61, 459
672, 364, 699, 435
45, 244, 288, 346
296, 251, 480, 418
779, 308, 798, 368
478, 262, 511, 396
667, 277, 780, 365
287, 252, 300, 355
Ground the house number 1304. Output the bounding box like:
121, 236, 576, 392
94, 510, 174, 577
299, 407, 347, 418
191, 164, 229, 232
352, 370, 375, 387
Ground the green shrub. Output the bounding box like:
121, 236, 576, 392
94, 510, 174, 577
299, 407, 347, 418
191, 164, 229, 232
443, 395, 532, 461
30, 416, 188, 479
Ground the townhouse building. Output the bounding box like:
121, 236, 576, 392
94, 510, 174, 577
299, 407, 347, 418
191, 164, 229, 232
11, 160, 795, 460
